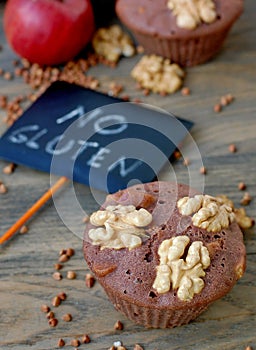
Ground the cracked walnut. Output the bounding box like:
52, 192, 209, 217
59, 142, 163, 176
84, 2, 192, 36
153, 235, 210, 301
88, 204, 152, 250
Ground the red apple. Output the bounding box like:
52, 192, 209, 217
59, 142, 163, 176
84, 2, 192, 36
3, 0, 95, 66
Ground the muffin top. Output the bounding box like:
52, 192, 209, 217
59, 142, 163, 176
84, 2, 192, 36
115, 0, 243, 39
83, 182, 246, 309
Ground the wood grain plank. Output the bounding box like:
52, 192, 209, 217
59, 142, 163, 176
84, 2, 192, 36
0, 0, 255, 349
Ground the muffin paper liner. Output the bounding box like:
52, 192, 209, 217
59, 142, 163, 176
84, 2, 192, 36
133, 26, 233, 67
106, 289, 210, 328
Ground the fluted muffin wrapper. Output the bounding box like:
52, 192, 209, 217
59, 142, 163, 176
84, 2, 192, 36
133, 24, 234, 67
105, 288, 210, 328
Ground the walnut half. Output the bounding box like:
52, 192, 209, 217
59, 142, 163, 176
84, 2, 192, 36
217, 194, 254, 230
131, 55, 185, 94
88, 205, 152, 250
167, 0, 217, 30
92, 25, 135, 63
177, 194, 235, 232
153, 236, 210, 301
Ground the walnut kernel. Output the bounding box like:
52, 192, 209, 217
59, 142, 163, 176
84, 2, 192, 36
167, 0, 217, 29
131, 55, 184, 94
88, 205, 152, 250
177, 194, 235, 232
153, 236, 210, 300
92, 25, 135, 63
217, 194, 254, 229
234, 208, 254, 229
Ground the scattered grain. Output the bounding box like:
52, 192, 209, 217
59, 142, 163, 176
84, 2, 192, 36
57, 338, 65, 347
200, 166, 207, 175
48, 318, 58, 327
216, 93, 235, 111
220, 95, 228, 106
134, 344, 144, 350
54, 263, 63, 270
59, 254, 69, 263
3, 163, 16, 174
132, 98, 142, 103
14, 67, 23, 77
183, 158, 190, 166
82, 215, 89, 223
0, 183, 8, 194
143, 88, 150, 96
226, 93, 234, 104
46, 311, 55, 319
229, 143, 237, 153
52, 296, 61, 307
241, 192, 252, 206
181, 87, 190, 96
238, 182, 246, 191
108, 82, 123, 97
70, 339, 80, 347
173, 150, 181, 160
81, 334, 91, 343
67, 270, 76, 280
114, 320, 124, 330
3, 71, 12, 80
66, 248, 75, 257
62, 313, 72, 322
40, 304, 50, 313
0, 95, 8, 108
57, 292, 67, 301
53, 272, 63, 281
85, 273, 95, 288
59, 249, 66, 256
2, 52, 111, 125
121, 94, 130, 101
214, 103, 222, 113
159, 90, 168, 97
19, 225, 28, 234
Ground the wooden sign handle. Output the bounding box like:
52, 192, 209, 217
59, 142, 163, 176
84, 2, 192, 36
0, 176, 68, 245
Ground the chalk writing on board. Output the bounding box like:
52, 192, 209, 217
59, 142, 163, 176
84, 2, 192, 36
7, 105, 139, 175
56, 105, 85, 124
0, 81, 194, 193
108, 156, 143, 177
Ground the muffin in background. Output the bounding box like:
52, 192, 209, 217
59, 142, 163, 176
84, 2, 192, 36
115, 0, 243, 66
83, 181, 246, 328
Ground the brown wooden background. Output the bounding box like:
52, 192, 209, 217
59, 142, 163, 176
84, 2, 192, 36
0, 1, 255, 349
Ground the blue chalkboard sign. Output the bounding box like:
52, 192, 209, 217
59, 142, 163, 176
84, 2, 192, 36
0, 81, 193, 193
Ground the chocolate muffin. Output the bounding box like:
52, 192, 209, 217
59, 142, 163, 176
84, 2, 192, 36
83, 182, 246, 328
115, 0, 243, 66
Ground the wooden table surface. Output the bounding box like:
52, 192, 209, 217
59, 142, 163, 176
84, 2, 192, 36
0, 1, 256, 349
